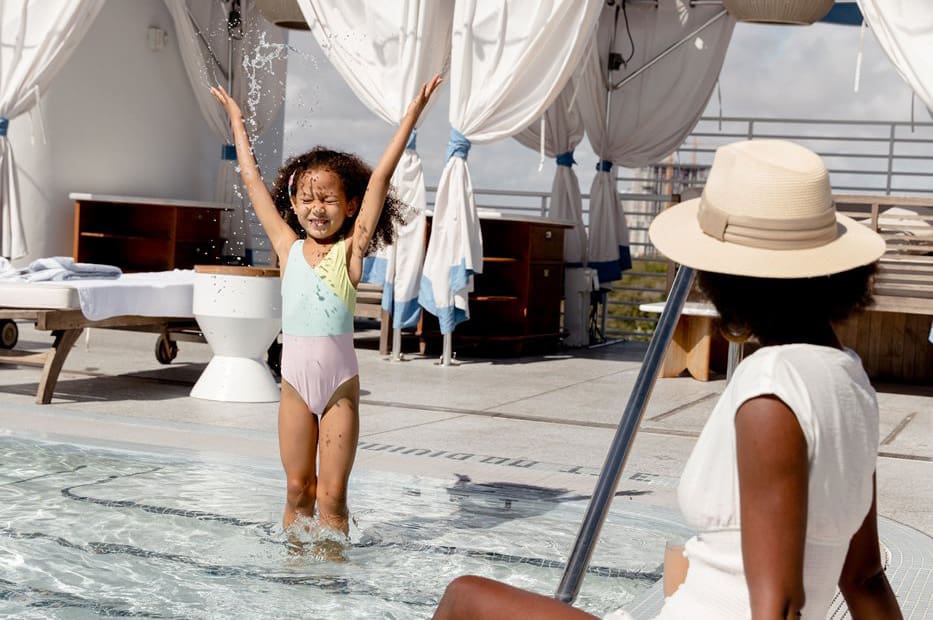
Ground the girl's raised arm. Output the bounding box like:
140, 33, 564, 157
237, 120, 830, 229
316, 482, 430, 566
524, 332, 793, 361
347, 75, 443, 283
210, 86, 297, 263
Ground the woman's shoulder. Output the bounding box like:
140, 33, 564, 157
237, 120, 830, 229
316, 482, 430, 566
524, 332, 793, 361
738, 343, 863, 379
729, 343, 876, 438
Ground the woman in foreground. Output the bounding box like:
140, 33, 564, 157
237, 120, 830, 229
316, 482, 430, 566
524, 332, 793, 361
434, 140, 903, 619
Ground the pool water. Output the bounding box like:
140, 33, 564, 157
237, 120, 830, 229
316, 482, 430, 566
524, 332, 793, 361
0, 435, 691, 619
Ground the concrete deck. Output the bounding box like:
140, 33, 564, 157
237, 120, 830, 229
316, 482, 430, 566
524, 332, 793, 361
1, 321, 929, 537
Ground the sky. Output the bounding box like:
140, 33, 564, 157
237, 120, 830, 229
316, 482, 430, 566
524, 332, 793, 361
278, 16, 924, 197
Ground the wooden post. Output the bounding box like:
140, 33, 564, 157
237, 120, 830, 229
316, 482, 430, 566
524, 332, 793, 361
37, 328, 83, 404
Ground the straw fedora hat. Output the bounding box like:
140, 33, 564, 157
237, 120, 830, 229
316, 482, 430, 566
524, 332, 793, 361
649, 140, 885, 278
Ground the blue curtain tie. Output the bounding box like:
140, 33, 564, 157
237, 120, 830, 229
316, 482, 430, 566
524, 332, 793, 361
221, 143, 237, 160
556, 151, 576, 167
0, 117, 8, 137
445, 128, 471, 161
406, 129, 417, 151
596, 159, 613, 172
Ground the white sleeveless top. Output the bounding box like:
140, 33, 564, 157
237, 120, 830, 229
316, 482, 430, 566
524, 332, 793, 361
608, 344, 879, 620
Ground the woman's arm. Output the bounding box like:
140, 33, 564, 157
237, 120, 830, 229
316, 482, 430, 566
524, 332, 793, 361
736, 395, 809, 620
210, 86, 296, 264
347, 75, 443, 284
837, 475, 902, 619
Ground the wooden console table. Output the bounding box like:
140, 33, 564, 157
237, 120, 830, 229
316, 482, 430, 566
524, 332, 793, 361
71, 193, 230, 272
419, 213, 573, 357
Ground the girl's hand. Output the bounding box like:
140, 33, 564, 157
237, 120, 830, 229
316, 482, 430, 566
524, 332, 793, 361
210, 85, 244, 122
405, 74, 443, 120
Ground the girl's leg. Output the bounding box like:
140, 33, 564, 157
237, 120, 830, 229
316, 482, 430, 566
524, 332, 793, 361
433, 576, 598, 620
278, 380, 319, 528
316, 375, 360, 534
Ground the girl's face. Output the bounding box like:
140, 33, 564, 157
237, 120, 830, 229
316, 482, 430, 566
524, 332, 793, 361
290, 168, 358, 241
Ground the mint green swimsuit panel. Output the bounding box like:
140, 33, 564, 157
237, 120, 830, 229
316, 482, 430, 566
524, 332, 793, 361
281, 239, 356, 337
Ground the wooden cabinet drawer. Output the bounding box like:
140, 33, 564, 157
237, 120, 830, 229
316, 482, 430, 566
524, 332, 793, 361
526, 262, 563, 333
529, 225, 564, 261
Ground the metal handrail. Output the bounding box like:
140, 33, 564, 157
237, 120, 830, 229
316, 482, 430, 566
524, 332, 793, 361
555, 265, 696, 603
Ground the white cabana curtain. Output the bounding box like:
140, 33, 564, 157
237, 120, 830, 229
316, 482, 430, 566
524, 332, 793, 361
165, 0, 286, 259
420, 0, 603, 334
578, 1, 734, 285
857, 0, 933, 115
300, 0, 453, 329
0, 0, 105, 259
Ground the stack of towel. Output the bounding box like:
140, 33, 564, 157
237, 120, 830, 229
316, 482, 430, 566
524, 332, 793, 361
0, 257, 122, 282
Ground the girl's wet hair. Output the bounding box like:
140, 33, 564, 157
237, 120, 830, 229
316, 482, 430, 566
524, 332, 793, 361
270, 146, 407, 253
696, 263, 877, 344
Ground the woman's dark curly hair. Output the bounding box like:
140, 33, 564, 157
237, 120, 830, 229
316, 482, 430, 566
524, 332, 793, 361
696, 263, 877, 345
270, 146, 407, 253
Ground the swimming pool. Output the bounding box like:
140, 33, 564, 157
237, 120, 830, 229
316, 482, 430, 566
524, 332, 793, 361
0, 435, 692, 619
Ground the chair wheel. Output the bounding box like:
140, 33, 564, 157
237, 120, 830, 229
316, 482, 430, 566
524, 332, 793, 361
0, 320, 17, 349
155, 335, 178, 364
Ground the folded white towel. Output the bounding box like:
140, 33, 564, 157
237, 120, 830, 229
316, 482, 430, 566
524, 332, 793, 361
0, 256, 122, 282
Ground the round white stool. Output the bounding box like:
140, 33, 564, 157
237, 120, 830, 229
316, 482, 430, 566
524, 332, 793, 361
191, 265, 281, 402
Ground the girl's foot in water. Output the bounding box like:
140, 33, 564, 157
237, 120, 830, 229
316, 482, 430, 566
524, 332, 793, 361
284, 514, 350, 562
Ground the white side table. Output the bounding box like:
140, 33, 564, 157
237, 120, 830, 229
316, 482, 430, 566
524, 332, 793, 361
191, 265, 281, 402
639, 301, 744, 382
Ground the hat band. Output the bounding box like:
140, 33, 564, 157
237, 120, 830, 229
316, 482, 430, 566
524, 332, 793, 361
697, 199, 838, 250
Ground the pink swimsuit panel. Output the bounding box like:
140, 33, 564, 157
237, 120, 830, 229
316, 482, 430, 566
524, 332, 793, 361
280, 333, 358, 414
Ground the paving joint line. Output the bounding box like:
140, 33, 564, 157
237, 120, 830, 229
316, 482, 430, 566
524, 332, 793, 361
361, 399, 620, 429
646, 392, 720, 422
478, 367, 641, 413
359, 414, 469, 439
881, 411, 917, 446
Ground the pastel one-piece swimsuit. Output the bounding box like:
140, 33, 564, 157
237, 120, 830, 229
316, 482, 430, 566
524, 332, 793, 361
280, 238, 358, 414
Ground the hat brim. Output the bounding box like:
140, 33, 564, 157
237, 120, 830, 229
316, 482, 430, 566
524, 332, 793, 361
649, 198, 886, 278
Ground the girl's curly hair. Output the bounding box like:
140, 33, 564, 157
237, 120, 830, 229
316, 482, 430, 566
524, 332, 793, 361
270, 146, 407, 253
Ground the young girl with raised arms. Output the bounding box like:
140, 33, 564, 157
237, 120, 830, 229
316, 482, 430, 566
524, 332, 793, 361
211, 75, 442, 537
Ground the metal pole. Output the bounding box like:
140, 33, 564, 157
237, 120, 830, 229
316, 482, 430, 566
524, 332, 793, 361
726, 342, 744, 383
611, 11, 728, 90
555, 265, 695, 604
391, 326, 403, 361
441, 333, 453, 366
885, 123, 895, 195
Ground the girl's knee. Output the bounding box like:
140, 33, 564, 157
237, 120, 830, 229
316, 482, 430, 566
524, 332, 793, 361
286, 476, 316, 506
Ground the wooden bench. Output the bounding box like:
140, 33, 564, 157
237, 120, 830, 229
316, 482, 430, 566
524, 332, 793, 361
356, 282, 392, 356
833, 195, 933, 384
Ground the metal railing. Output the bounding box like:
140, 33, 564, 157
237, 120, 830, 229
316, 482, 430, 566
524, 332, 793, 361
680, 116, 933, 195
426, 116, 933, 342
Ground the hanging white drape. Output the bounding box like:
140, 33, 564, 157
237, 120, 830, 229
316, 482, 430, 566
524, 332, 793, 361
0, 0, 105, 259
299, 0, 452, 329
513, 83, 587, 267
164, 0, 286, 259
420, 0, 602, 334
577, 1, 734, 285
857, 0, 933, 114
